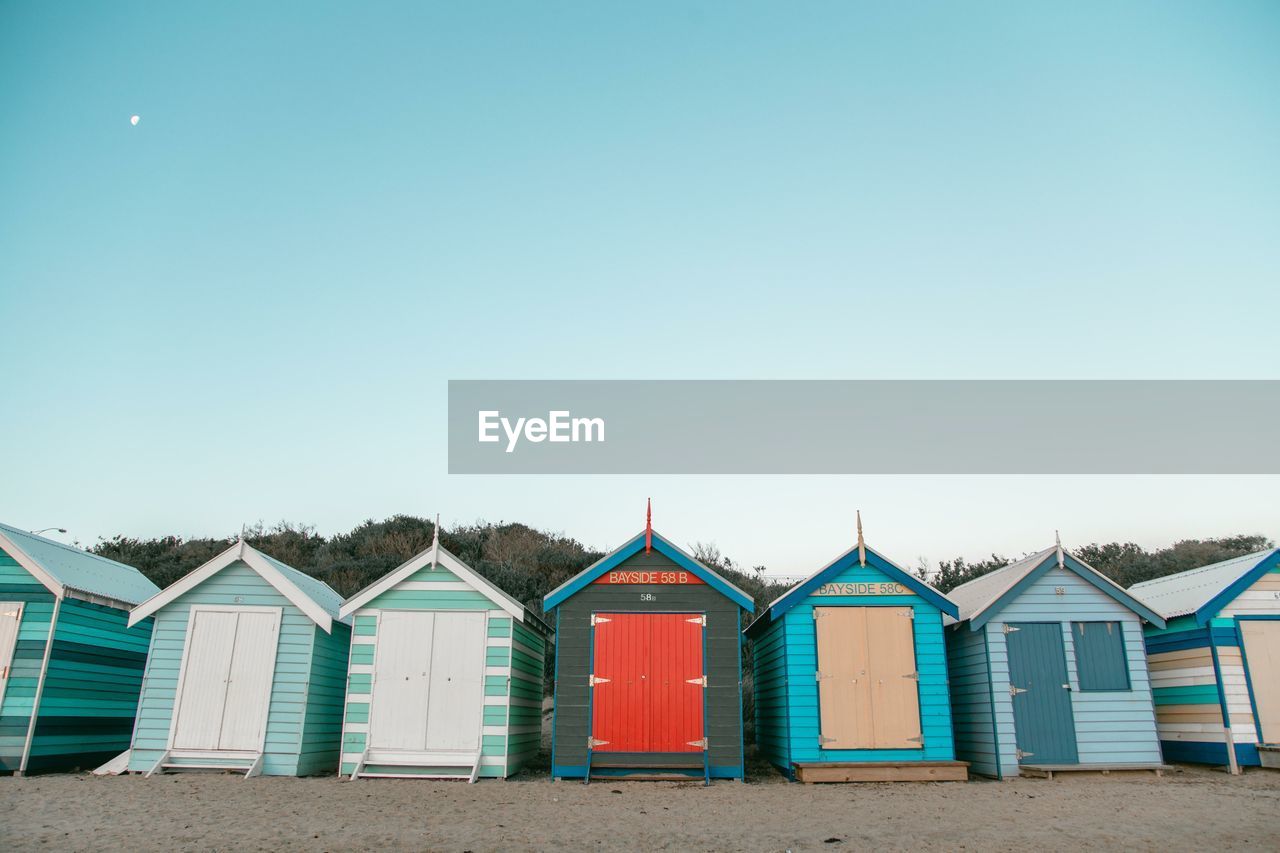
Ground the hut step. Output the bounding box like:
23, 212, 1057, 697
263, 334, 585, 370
793, 761, 970, 783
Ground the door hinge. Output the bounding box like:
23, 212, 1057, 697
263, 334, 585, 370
902, 608, 915, 619
688, 738, 708, 750
1003, 624, 1019, 634
1009, 685, 1027, 696
904, 671, 920, 680
686, 675, 707, 687
590, 614, 611, 626
1016, 748, 1034, 760
686, 615, 706, 625
907, 735, 924, 744
812, 609, 822, 619
819, 735, 837, 746
588, 737, 609, 749
588, 675, 610, 687
0, 665, 7, 679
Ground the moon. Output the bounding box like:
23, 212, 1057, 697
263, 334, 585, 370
130, 115, 140, 126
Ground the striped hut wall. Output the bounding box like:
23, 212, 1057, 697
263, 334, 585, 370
0, 550, 57, 773
1144, 615, 1258, 764
27, 598, 152, 773
504, 619, 546, 774
1220, 565, 1280, 619
339, 562, 531, 778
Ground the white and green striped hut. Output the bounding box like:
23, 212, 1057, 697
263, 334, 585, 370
338, 527, 549, 780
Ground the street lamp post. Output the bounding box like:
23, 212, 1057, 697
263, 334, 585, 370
30, 527, 68, 535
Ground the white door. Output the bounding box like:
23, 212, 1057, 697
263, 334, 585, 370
424, 611, 487, 751
368, 610, 487, 753
369, 611, 435, 751
0, 602, 23, 698
172, 607, 281, 752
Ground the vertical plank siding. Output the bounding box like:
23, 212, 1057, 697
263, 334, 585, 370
337, 561, 546, 779
950, 566, 1163, 778
126, 562, 335, 776
296, 621, 353, 776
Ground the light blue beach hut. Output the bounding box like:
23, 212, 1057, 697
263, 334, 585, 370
125, 540, 350, 777
0, 522, 159, 774
746, 524, 967, 782
945, 540, 1167, 779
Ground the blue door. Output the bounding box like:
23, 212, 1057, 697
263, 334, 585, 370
1006, 622, 1078, 765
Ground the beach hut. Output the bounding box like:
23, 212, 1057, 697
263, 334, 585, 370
746, 521, 967, 782
543, 517, 755, 783
945, 539, 1167, 779
1131, 548, 1280, 772
125, 540, 350, 777
0, 522, 158, 774
336, 527, 550, 780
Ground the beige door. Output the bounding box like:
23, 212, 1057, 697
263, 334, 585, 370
815, 606, 921, 750
1241, 620, 1280, 743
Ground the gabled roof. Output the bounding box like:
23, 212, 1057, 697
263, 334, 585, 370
129, 540, 345, 632
746, 542, 957, 636
339, 539, 550, 634
948, 544, 1166, 630
1130, 548, 1280, 625
0, 521, 160, 608
543, 529, 755, 612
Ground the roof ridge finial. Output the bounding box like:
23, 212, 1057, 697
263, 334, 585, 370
857, 510, 866, 568
432, 514, 441, 567
645, 498, 652, 554
1055, 529, 1064, 569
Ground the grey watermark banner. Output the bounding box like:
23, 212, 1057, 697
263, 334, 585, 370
448, 380, 1280, 474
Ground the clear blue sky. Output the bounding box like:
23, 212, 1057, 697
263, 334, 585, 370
2, 2, 1277, 574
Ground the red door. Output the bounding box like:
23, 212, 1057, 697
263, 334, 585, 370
590, 613, 705, 753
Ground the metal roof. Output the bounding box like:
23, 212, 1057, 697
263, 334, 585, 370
946, 544, 1165, 628
1129, 548, 1278, 620
255, 548, 345, 620
947, 547, 1056, 623
0, 521, 160, 606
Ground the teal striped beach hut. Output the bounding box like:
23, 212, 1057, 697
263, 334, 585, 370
945, 541, 1167, 779
125, 540, 350, 777
337, 528, 549, 780
1132, 548, 1280, 772
746, 528, 967, 782
0, 522, 158, 774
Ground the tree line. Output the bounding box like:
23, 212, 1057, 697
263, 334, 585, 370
89, 515, 1273, 614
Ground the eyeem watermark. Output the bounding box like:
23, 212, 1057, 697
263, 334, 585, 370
478, 410, 605, 453
450, 380, 1280, 474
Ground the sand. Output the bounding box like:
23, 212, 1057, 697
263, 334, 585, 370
2, 763, 1277, 851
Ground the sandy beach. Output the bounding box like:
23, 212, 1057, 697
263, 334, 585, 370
2, 762, 1277, 851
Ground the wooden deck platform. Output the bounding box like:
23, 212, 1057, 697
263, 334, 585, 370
1019, 763, 1171, 780
793, 761, 969, 783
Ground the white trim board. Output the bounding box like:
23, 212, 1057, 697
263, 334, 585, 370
129, 541, 334, 632
339, 543, 525, 622
0, 529, 63, 599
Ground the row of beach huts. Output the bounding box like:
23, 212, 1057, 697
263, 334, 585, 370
0, 515, 1276, 782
